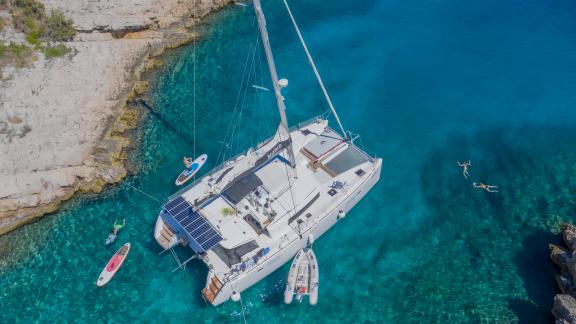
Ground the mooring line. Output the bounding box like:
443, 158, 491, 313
126, 183, 164, 205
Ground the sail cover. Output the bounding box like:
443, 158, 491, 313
161, 196, 222, 253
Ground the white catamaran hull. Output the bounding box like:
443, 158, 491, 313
208, 159, 381, 305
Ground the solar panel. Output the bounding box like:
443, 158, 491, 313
190, 222, 209, 236
200, 233, 222, 250
162, 196, 222, 253
180, 216, 195, 227
185, 217, 204, 231
164, 196, 187, 210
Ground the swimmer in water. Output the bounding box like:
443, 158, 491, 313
473, 182, 498, 193
457, 160, 472, 179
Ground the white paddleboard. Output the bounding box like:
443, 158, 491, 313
175, 154, 207, 186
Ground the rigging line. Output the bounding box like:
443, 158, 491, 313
257, 38, 274, 138
217, 42, 254, 163
216, 37, 256, 164
281, 152, 298, 221
193, 0, 197, 160
282, 0, 348, 138
225, 32, 259, 159
253, 0, 296, 168
230, 41, 258, 155
251, 37, 263, 148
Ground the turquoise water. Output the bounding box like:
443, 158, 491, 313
3, 0, 576, 322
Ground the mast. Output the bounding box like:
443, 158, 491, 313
252, 0, 296, 168
283, 0, 347, 138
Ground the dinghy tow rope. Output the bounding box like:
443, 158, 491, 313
231, 282, 247, 324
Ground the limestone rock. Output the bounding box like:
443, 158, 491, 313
553, 294, 576, 324
551, 244, 571, 271
563, 224, 576, 251
0, 0, 233, 235
557, 273, 576, 296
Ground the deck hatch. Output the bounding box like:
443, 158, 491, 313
301, 128, 344, 160
324, 145, 369, 175
223, 173, 264, 205
162, 196, 222, 253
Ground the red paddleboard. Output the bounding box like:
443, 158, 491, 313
96, 243, 130, 287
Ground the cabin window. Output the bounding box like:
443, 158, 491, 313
355, 168, 366, 177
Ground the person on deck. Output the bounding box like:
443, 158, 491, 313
457, 160, 471, 179
113, 218, 126, 235
183, 157, 193, 169
473, 182, 498, 193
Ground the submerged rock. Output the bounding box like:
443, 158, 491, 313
552, 294, 576, 324
562, 224, 576, 251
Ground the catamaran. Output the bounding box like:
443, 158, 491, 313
153, 0, 382, 306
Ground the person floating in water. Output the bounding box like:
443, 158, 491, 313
183, 157, 193, 169
473, 182, 498, 193
457, 160, 472, 179
113, 218, 126, 235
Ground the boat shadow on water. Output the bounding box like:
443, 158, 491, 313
135, 99, 196, 148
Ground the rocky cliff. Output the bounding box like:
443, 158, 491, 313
0, 0, 232, 235
550, 224, 576, 323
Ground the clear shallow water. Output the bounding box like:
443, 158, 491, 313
2, 0, 576, 322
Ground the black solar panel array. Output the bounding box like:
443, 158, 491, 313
163, 196, 222, 252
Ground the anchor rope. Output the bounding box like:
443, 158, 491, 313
239, 293, 247, 324
230, 281, 247, 324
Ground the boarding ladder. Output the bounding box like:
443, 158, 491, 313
157, 223, 175, 250
202, 275, 224, 303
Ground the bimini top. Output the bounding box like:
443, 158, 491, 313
161, 196, 222, 253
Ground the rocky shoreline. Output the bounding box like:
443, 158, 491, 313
550, 224, 576, 322
0, 0, 232, 235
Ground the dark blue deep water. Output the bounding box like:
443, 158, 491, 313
2, 0, 576, 322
